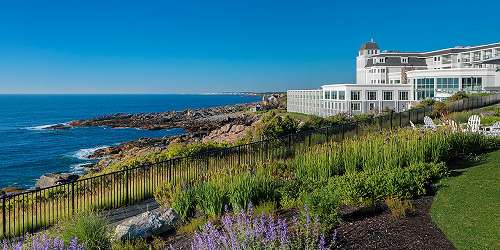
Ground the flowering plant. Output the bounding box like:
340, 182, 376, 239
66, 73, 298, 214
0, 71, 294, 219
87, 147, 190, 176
1, 233, 84, 250
191, 205, 337, 250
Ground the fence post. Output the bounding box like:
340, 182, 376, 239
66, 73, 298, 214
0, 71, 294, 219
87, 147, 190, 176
125, 168, 129, 205
71, 182, 75, 215
2, 195, 5, 237
237, 146, 241, 166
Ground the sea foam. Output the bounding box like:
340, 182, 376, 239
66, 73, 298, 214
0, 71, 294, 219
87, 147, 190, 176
73, 145, 109, 160
26, 122, 69, 131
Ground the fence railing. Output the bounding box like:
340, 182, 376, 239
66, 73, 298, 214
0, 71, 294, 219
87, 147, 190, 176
1, 93, 500, 239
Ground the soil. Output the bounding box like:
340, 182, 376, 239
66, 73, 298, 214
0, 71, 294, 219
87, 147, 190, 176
335, 196, 455, 250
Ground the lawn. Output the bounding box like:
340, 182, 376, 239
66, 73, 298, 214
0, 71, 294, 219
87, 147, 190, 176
431, 149, 500, 250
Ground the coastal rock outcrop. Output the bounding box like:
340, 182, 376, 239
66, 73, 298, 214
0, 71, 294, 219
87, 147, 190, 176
114, 207, 179, 241
36, 173, 79, 189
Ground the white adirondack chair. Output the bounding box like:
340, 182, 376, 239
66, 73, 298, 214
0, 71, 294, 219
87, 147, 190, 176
448, 120, 460, 133
467, 115, 481, 133
485, 122, 500, 136
409, 120, 417, 130
423, 116, 437, 130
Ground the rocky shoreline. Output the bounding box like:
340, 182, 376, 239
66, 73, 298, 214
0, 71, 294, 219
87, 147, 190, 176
1, 102, 265, 195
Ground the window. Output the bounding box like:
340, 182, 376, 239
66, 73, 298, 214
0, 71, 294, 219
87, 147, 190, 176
351, 102, 361, 111
462, 77, 482, 91
324, 91, 330, 99
399, 91, 409, 100
415, 78, 435, 100
367, 91, 377, 100
338, 91, 345, 100
437, 78, 459, 92
331, 91, 337, 100
381, 69, 386, 73
401, 57, 408, 63
394, 80, 400, 84
351, 91, 360, 100
383, 91, 393, 100
381, 79, 385, 84
368, 102, 376, 111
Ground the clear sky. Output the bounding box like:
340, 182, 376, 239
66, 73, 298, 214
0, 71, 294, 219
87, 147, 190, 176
0, 0, 499, 94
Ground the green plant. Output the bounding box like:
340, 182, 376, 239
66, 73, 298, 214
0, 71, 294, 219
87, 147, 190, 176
172, 187, 197, 221
195, 181, 228, 218
302, 184, 341, 228
385, 197, 414, 219
59, 211, 112, 250
154, 181, 175, 208
177, 217, 208, 234
111, 239, 149, 250
254, 201, 277, 216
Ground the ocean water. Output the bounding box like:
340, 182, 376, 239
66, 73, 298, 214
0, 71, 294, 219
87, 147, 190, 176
0, 94, 260, 188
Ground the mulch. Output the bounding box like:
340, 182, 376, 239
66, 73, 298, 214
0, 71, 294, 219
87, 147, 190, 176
335, 196, 455, 250
161, 196, 455, 249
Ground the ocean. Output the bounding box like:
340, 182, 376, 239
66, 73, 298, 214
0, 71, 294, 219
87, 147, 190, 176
0, 94, 260, 188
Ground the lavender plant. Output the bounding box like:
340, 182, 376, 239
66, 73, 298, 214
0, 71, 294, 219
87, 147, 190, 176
191, 205, 337, 250
1, 233, 84, 250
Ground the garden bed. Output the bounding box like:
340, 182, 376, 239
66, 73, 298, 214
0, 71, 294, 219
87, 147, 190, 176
337, 196, 454, 249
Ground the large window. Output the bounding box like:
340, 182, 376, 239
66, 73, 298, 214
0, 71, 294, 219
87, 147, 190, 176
367, 91, 377, 100
338, 91, 345, 100
324, 91, 330, 99
399, 91, 409, 100
383, 91, 393, 100
331, 91, 337, 99
462, 77, 482, 91
351, 91, 360, 100
351, 102, 361, 111
437, 78, 459, 91
415, 78, 435, 100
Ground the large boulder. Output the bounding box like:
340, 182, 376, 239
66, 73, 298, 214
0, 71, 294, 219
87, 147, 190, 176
36, 173, 79, 189
114, 208, 179, 241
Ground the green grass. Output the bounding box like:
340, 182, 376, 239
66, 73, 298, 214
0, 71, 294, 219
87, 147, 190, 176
431, 149, 500, 250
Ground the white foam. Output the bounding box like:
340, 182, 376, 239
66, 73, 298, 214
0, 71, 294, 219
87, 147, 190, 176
70, 162, 92, 174
73, 145, 109, 160
26, 122, 69, 131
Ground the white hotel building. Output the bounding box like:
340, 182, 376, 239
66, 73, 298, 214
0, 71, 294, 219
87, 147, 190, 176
287, 41, 500, 117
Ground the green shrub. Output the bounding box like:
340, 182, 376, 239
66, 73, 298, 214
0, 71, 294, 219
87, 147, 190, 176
254, 201, 277, 216
243, 111, 299, 142
447, 91, 468, 102
385, 197, 414, 219
228, 172, 278, 212
172, 187, 197, 221
195, 181, 228, 218
59, 211, 112, 250
111, 239, 148, 250
154, 181, 175, 208
302, 184, 341, 228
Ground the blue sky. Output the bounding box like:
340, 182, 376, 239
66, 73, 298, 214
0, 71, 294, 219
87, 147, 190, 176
0, 0, 499, 94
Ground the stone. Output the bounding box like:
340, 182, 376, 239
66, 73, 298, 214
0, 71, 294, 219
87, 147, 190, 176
1, 187, 24, 196
114, 208, 179, 241
36, 173, 79, 189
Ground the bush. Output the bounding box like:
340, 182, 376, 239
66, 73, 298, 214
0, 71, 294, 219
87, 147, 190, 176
111, 238, 148, 250
59, 211, 112, 250
2, 233, 85, 250
172, 187, 197, 221
447, 91, 468, 102
228, 172, 278, 212
302, 185, 341, 228
432, 101, 449, 118
243, 111, 299, 141
385, 197, 414, 219
154, 181, 175, 208
195, 181, 228, 218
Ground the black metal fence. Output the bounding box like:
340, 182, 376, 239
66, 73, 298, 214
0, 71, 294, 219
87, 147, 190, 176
1, 93, 500, 239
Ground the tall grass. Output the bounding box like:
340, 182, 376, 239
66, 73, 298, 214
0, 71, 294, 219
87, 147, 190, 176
291, 129, 498, 182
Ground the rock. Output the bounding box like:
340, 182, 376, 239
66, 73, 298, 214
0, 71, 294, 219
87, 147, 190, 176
36, 173, 79, 189
114, 208, 179, 241
47, 124, 72, 130
1, 187, 25, 196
